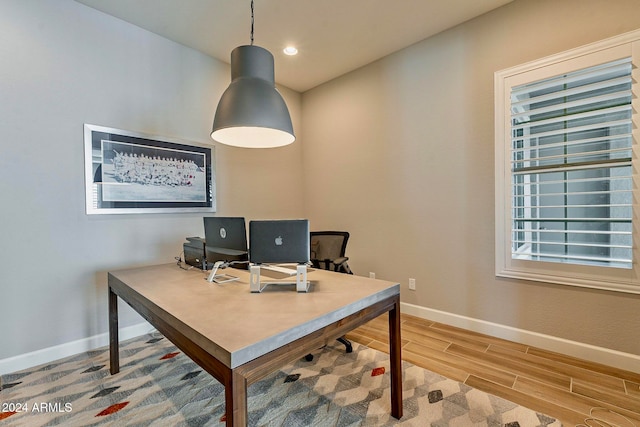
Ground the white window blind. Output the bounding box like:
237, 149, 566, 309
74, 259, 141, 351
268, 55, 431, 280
510, 58, 633, 268
495, 29, 640, 294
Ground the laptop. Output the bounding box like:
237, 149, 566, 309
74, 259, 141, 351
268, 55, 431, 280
203, 217, 248, 264
249, 219, 310, 265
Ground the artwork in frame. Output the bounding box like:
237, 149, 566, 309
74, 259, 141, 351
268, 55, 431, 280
84, 124, 216, 214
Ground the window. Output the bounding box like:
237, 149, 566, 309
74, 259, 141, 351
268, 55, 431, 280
495, 30, 640, 294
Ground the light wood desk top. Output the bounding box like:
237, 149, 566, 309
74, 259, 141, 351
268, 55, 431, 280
108, 263, 400, 368
108, 262, 403, 426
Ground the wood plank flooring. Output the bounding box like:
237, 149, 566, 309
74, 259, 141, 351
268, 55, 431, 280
345, 313, 640, 426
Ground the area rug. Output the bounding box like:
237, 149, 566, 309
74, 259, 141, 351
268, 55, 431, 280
0, 333, 561, 426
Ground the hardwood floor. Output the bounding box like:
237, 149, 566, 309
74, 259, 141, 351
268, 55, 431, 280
345, 313, 640, 426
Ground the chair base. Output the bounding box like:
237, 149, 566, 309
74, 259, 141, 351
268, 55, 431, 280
304, 336, 352, 361
336, 336, 353, 353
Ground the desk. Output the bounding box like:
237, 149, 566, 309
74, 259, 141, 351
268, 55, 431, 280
108, 263, 402, 426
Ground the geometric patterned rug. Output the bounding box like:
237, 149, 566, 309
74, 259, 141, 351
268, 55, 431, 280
0, 333, 562, 426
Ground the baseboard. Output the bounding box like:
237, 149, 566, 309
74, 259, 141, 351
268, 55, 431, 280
4, 308, 639, 376
401, 302, 640, 375
0, 322, 154, 376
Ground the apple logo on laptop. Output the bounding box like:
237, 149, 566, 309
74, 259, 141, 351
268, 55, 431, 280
275, 236, 283, 246
220, 227, 227, 239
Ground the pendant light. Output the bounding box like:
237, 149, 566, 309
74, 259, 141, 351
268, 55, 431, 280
211, 0, 295, 148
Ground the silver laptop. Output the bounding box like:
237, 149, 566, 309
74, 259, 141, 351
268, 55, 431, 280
249, 219, 310, 265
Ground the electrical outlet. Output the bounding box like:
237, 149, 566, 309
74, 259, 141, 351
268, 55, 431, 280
409, 278, 416, 290
369, 272, 376, 279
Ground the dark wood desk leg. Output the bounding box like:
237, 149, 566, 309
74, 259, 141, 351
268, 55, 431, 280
388, 296, 403, 419
109, 285, 120, 375
225, 369, 248, 426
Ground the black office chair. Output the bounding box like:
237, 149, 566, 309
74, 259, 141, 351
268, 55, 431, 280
310, 231, 353, 274
305, 231, 353, 361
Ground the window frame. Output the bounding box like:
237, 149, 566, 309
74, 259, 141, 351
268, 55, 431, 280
494, 29, 640, 294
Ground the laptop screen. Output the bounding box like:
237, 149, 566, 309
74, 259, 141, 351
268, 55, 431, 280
203, 217, 248, 261
249, 219, 310, 264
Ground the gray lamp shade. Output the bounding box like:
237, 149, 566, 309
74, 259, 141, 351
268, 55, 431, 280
211, 45, 295, 148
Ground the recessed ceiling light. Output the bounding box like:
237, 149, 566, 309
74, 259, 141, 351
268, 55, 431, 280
283, 46, 298, 56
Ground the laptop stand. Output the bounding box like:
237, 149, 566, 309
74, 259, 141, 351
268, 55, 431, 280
205, 261, 240, 284
249, 264, 310, 293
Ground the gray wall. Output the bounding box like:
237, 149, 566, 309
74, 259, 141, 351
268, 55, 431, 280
0, 0, 303, 360
2, 0, 639, 367
301, 0, 640, 356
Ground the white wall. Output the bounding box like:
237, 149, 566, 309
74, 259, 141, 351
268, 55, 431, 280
0, 0, 303, 363
301, 0, 640, 360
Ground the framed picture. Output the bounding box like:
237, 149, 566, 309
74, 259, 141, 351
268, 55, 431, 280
84, 124, 216, 214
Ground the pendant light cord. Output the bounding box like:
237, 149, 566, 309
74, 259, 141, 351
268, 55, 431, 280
250, 0, 254, 45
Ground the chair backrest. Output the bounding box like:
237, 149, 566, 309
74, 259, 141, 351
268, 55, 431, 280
310, 231, 350, 272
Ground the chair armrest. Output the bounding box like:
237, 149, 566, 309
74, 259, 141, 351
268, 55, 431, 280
333, 257, 348, 266
311, 257, 348, 269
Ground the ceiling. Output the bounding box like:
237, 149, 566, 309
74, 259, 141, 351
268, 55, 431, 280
75, 0, 512, 92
